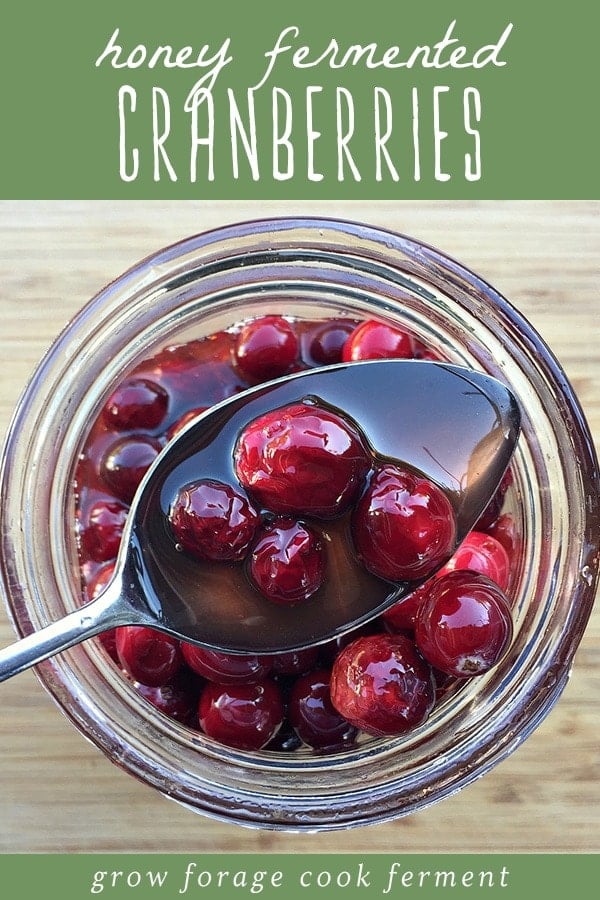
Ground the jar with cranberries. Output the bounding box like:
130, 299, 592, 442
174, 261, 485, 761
1, 218, 597, 830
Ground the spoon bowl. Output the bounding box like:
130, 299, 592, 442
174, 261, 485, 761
0, 359, 520, 680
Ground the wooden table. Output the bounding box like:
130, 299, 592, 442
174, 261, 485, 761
0, 201, 598, 852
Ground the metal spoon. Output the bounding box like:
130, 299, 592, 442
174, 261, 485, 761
0, 359, 520, 681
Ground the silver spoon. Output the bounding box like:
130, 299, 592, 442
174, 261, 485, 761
0, 359, 520, 681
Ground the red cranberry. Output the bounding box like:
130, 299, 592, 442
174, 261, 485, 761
330, 633, 435, 737
79, 499, 129, 562
234, 316, 298, 381
265, 645, 320, 676
100, 435, 162, 503
166, 406, 208, 440
439, 530, 510, 591
135, 671, 201, 726
115, 625, 183, 687
414, 571, 513, 677
289, 667, 358, 751
487, 513, 518, 558
234, 402, 371, 519
103, 377, 169, 431
181, 643, 271, 683
198, 679, 284, 750
169, 479, 260, 563
382, 582, 432, 632
475, 468, 513, 530
352, 464, 456, 582
86, 561, 116, 601
342, 320, 415, 362
318, 621, 381, 667
249, 518, 325, 604
307, 320, 356, 365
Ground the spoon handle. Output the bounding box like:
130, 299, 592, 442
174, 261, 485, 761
0, 584, 133, 682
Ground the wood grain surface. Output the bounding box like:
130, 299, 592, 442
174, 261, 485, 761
0, 200, 598, 853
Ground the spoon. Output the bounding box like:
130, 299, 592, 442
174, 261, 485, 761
0, 359, 520, 681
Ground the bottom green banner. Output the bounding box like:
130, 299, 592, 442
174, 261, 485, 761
0, 854, 597, 899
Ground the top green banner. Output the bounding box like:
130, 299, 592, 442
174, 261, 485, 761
2, 0, 599, 199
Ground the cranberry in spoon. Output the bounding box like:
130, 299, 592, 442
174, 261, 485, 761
0, 359, 520, 680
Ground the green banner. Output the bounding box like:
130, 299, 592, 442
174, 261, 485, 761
1, 854, 599, 899
2, 0, 599, 198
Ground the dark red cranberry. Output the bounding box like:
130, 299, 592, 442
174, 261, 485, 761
135, 670, 201, 726
103, 377, 169, 431
181, 643, 271, 683
169, 479, 260, 563
198, 679, 284, 750
382, 582, 432, 632
307, 320, 357, 365
487, 513, 518, 558
234, 316, 298, 381
318, 621, 381, 667
288, 668, 358, 751
115, 625, 183, 687
234, 402, 371, 519
352, 464, 456, 582
100, 435, 162, 503
249, 518, 325, 604
79, 499, 129, 562
166, 406, 208, 440
439, 530, 510, 591
265, 645, 320, 676
330, 633, 435, 737
414, 571, 513, 677
342, 320, 415, 362
475, 468, 513, 530
86, 561, 116, 601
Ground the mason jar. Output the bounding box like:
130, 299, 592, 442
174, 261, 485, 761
1, 217, 598, 830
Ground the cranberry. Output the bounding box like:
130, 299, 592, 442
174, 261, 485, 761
198, 679, 284, 750
103, 377, 169, 430
318, 621, 381, 667
115, 626, 183, 687
234, 402, 371, 519
342, 320, 415, 362
475, 468, 513, 530
414, 571, 513, 677
135, 670, 201, 726
289, 668, 358, 751
234, 316, 298, 381
79, 499, 129, 562
265, 645, 320, 676
249, 518, 325, 604
352, 464, 456, 582
86, 561, 116, 601
439, 530, 510, 591
166, 406, 208, 440
100, 435, 162, 503
306, 320, 356, 365
487, 513, 518, 558
181, 643, 271, 683
330, 633, 435, 737
382, 582, 432, 632
169, 479, 260, 563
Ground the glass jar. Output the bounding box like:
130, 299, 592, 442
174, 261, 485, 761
1, 217, 598, 831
